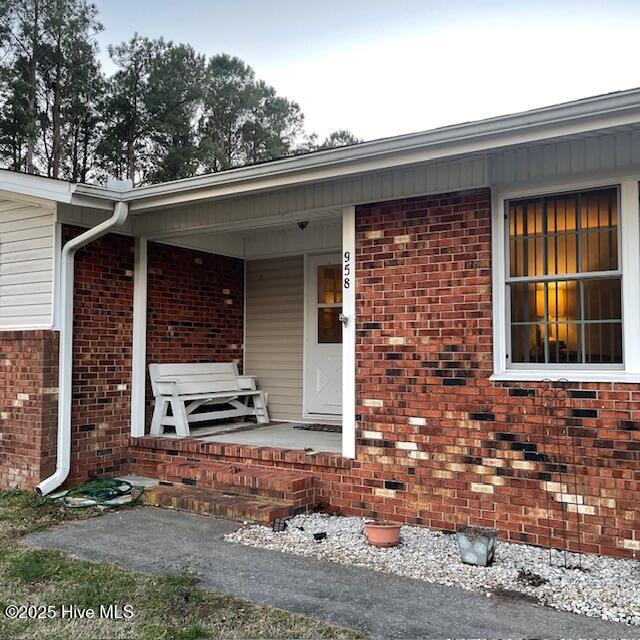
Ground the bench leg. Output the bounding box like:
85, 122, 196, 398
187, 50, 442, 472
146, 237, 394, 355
150, 398, 169, 435
170, 398, 191, 437
253, 391, 270, 424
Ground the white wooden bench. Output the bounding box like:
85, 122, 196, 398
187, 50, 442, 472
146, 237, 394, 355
148, 362, 269, 437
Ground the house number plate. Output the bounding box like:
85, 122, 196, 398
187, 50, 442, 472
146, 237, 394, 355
343, 250, 351, 289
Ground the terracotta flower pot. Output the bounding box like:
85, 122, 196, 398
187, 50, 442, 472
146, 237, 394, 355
364, 520, 402, 547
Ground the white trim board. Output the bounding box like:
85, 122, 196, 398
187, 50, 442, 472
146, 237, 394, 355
130, 237, 148, 438
341, 206, 356, 459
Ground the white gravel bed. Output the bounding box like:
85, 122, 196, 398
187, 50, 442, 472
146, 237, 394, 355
225, 513, 640, 626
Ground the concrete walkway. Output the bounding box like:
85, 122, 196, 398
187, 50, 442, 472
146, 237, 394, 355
23, 508, 635, 639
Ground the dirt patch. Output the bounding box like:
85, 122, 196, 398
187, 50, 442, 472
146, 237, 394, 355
517, 569, 549, 587
489, 587, 541, 605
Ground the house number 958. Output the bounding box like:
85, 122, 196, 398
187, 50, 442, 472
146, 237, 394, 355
343, 251, 351, 289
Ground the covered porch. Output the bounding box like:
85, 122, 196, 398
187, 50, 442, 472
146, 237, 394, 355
122, 201, 357, 458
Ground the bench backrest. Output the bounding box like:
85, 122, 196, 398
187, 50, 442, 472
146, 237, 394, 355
149, 362, 240, 396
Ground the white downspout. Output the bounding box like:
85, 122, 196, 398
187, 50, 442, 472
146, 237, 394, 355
37, 201, 129, 496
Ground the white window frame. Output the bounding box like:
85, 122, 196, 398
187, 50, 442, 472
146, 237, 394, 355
491, 176, 640, 382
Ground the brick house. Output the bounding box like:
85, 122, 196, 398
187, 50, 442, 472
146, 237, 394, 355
1, 90, 639, 558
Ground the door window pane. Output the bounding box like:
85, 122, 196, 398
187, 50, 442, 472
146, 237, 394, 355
317, 263, 342, 343
318, 265, 342, 304
318, 308, 342, 343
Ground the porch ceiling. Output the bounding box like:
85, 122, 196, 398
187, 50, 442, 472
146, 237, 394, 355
159, 210, 342, 260
141, 203, 343, 240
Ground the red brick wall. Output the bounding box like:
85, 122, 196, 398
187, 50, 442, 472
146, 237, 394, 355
65, 231, 245, 480
66, 226, 134, 483
0, 229, 246, 489
145, 243, 244, 418
129, 188, 639, 558
0, 330, 58, 489
17, 193, 636, 558
355, 189, 640, 558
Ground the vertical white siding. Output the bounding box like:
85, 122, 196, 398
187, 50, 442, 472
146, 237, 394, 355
0, 199, 55, 328
132, 155, 488, 238
491, 129, 640, 189
245, 256, 304, 421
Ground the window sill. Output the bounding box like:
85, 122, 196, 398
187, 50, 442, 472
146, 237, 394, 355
491, 370, 640, 383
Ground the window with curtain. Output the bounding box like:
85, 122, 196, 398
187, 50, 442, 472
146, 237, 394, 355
507, 187, 622, 366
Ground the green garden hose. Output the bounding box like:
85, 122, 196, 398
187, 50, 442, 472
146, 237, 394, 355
50, 478, 145, 509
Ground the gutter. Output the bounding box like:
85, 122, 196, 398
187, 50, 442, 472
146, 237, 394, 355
70, 86, 640, 212
7, 88, 640, 213
36, 201, 129, 496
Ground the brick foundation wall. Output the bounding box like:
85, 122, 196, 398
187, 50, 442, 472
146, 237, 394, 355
355, 188, 640, 558
66, 226, 134, 483
145, 243, 244, 419
129, 435, 357, 512
0, 330, 58, 489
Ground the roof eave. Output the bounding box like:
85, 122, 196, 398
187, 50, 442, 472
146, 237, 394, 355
125, 94, 640, 212
4, 87, 640, 212
0, 171, 74, 206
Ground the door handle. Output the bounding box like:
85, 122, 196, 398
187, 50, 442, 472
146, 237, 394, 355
339, 313, 348, 326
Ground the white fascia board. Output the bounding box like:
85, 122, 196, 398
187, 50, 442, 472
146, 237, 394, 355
0, 171, 74, 205
68, 192, 123, 210
120, 89, 640, 212
6, 88, 640, 212
0, 170, 120, 209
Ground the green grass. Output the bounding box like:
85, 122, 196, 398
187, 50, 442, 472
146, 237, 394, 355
0, 490, 365, 640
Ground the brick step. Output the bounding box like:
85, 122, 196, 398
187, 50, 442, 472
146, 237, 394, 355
160, 460, 315, 510
143, 484, 295, 524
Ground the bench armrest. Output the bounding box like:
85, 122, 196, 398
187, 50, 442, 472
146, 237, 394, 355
237, 375, 257, 390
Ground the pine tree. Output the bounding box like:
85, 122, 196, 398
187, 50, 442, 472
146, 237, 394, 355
145, 43, 205, 182
198, 54, 255, 172
96, 35, 160, 183
39, 0, 103, 178
241, 80, 303, 164
0, 4, 360, 184
317, 129, 361, 150
0, 55, 32, 171
198, 54, 305, 172
1, 0, 46, 173
63, 35, 104, 182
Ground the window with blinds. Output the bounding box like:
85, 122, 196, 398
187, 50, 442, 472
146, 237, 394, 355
506, 187, 622, 366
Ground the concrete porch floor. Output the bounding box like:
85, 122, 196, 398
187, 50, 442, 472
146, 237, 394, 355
159, 421, 342, 453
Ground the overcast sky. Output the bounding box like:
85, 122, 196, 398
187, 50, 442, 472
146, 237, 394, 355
93, 0, 640, 141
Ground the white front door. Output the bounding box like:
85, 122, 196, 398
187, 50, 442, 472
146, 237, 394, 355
305, 254, 343, 416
